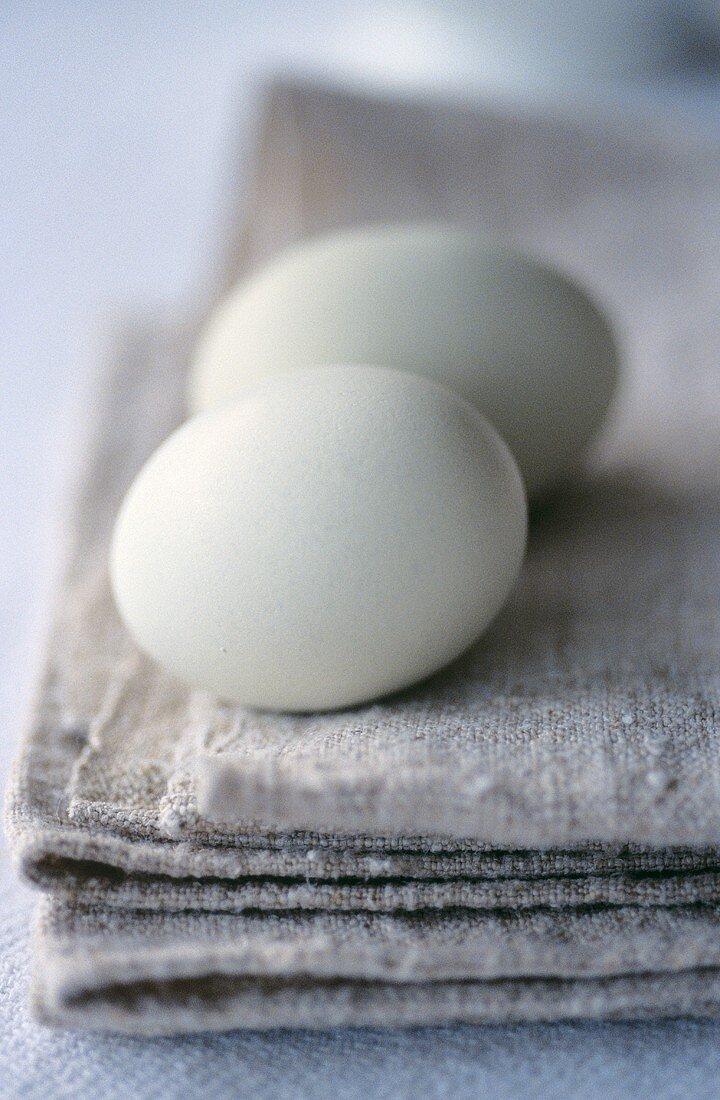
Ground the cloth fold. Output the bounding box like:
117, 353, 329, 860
6, 83, 720, 1032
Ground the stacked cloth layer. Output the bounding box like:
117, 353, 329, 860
6, 84, 720, 1032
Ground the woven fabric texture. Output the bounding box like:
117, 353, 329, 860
6, 84, 720, 1032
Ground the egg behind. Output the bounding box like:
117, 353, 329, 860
189, 224, 619, 497
111, 366, 527, 712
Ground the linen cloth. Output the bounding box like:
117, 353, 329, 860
6, 83, 720, 1031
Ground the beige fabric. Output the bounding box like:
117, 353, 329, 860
32, 899, 720, 1032
6, 83, 720, 1032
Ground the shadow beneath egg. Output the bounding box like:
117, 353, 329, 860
302, 472, 720, 743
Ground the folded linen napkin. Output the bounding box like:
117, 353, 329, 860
6, 82, 720, 1032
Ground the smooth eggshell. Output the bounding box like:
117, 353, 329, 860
188, 224, 618, 496
111, 365, 527, 712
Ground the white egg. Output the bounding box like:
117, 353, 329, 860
111, 366, 527, 712
189, 224, 618, 497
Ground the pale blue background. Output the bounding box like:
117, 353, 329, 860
2, 3, 720, 1096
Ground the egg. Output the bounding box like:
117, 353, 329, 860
188, 224, 619, 497
111, 366, 527, 712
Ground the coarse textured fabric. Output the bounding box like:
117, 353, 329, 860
6, 83, 720, 1032
31, 900, 720, 1033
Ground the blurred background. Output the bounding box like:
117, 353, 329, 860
2, 0, 720, 848
1, 0, 720, 1086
